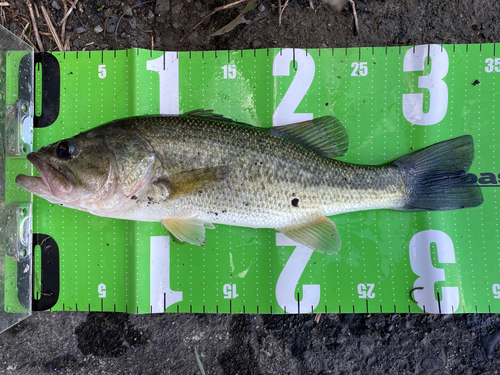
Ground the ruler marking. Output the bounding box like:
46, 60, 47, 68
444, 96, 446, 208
203, 305, 205, 313
164, 292, 166, 311
126, 305, 128, 313
423, 304, 426, 313
150, 305, 152, 313
385, 46, 387, 55
399, 46, 401, 54
227, 50, 230, 64
319, 48, 321, 57
466, 44, 469, 52
408, 305, 411, 313
453, 44, 456, 53
325, 305, 327, 313
150, 49, 153, 58
76, 51, 78, 59
283, 306, 286, 314
215, 50, 217, 58
189, 51, 192, 59
345, 47, 348, 56
75, 303, 78, 312
63, 303, 65, 311
475, 305, 478, 313
126, 49, 128, 57
338, 305, 341, 313
256, 305, 259, 314
88, 51, 90, 59
190, 305, 192, 313
88, 304, 90, 312
63, 51, 66, 59
137, 48, 139, 56
372, 46, 374, 55
437, 292, 442, 314
243, 305, 246, 313
297, 292, 300, 314
270, 306, 273, 314
163, 52, 166, 70
177, 305, 179, 313
352, 305, 355, 313
332, 48, 334, 57
293, 48, 295, 69
427, 44, 430, 65
358, 47, 361, 61
380, 305, 382, 313
305, 48, 308, 56
463, 305, 465, 313
216, 305, 219, 313
101, 50, 104, 64
137, 306, 139, 314
489, 305, 491, 313
480, 43, 482, 52
202, 51, 204, 59
394, 305, 396, 313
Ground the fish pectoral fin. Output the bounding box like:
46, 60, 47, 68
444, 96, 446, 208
278, 217, 341, 254
166, 166, 230, 199
268, 116, 348, 158
161, 218, 214, 246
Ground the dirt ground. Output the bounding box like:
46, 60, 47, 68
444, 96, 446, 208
1, 0, 500, 374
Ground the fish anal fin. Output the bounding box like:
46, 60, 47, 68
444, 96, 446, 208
278, 217, 341, 254
269, 116, 348, 158
161, 218, 215, 246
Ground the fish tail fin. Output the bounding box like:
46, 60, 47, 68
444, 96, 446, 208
393, 135, 483, 211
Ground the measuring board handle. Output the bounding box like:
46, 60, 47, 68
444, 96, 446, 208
33, 53, 60, 128
31, 234, 60, 311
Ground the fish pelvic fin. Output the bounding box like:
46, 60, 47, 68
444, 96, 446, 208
393, 135, 483, 211
268, 116, 348, 158
161, 218, 215, 246
278, 216, 341, 255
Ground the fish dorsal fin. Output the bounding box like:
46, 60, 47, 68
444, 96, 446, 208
278, 216, 341, 254
161, 218, 215, 246
183, 109, 246, 124
156, 166, 230, 200
268, 116, 349, 158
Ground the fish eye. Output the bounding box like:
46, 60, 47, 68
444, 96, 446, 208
56, 141, 74, 159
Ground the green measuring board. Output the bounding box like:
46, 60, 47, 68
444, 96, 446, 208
5, 44, 500, 315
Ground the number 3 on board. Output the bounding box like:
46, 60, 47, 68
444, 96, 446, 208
402, 44, 449, 126
409, 230, 459, 313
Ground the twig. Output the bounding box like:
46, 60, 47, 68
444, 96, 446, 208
180, 0, 247, 42
21, 30, 38, 51
309, 0, 314, 10
348, 0, 359, 35
278, 0, 290, 27
314, 313, 321, 323
0, 2, 11, 6
58, 0, 79, 26
60, 0, 68, 50
41, 3, 64, 51
27, 0, 44, 52
376, 0, 389, 24
151, 34, 154, 51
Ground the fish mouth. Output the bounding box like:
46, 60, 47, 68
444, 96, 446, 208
16, 153, 75, 199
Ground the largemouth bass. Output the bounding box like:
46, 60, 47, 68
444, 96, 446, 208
16, 110, 483, 254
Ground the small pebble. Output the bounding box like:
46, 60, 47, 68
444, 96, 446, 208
65, 25, 73, 31
106, 14, 118, 34
120, 32, 128, 39
155, 0, 170, 14
172, 3, 183, 14
122, 4, 133, 16
94, 25, 103, 34
100, 43, 109, 49
51, 0, 61, 10
130, 41, 138, 48
252, 40, 262, 49
194, 1, 202, 11
258, 3, 265, 12
147, 10, 155, 20
73, 39, 80, 48
129, 18, 137, 30
76, 27, 87, 34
